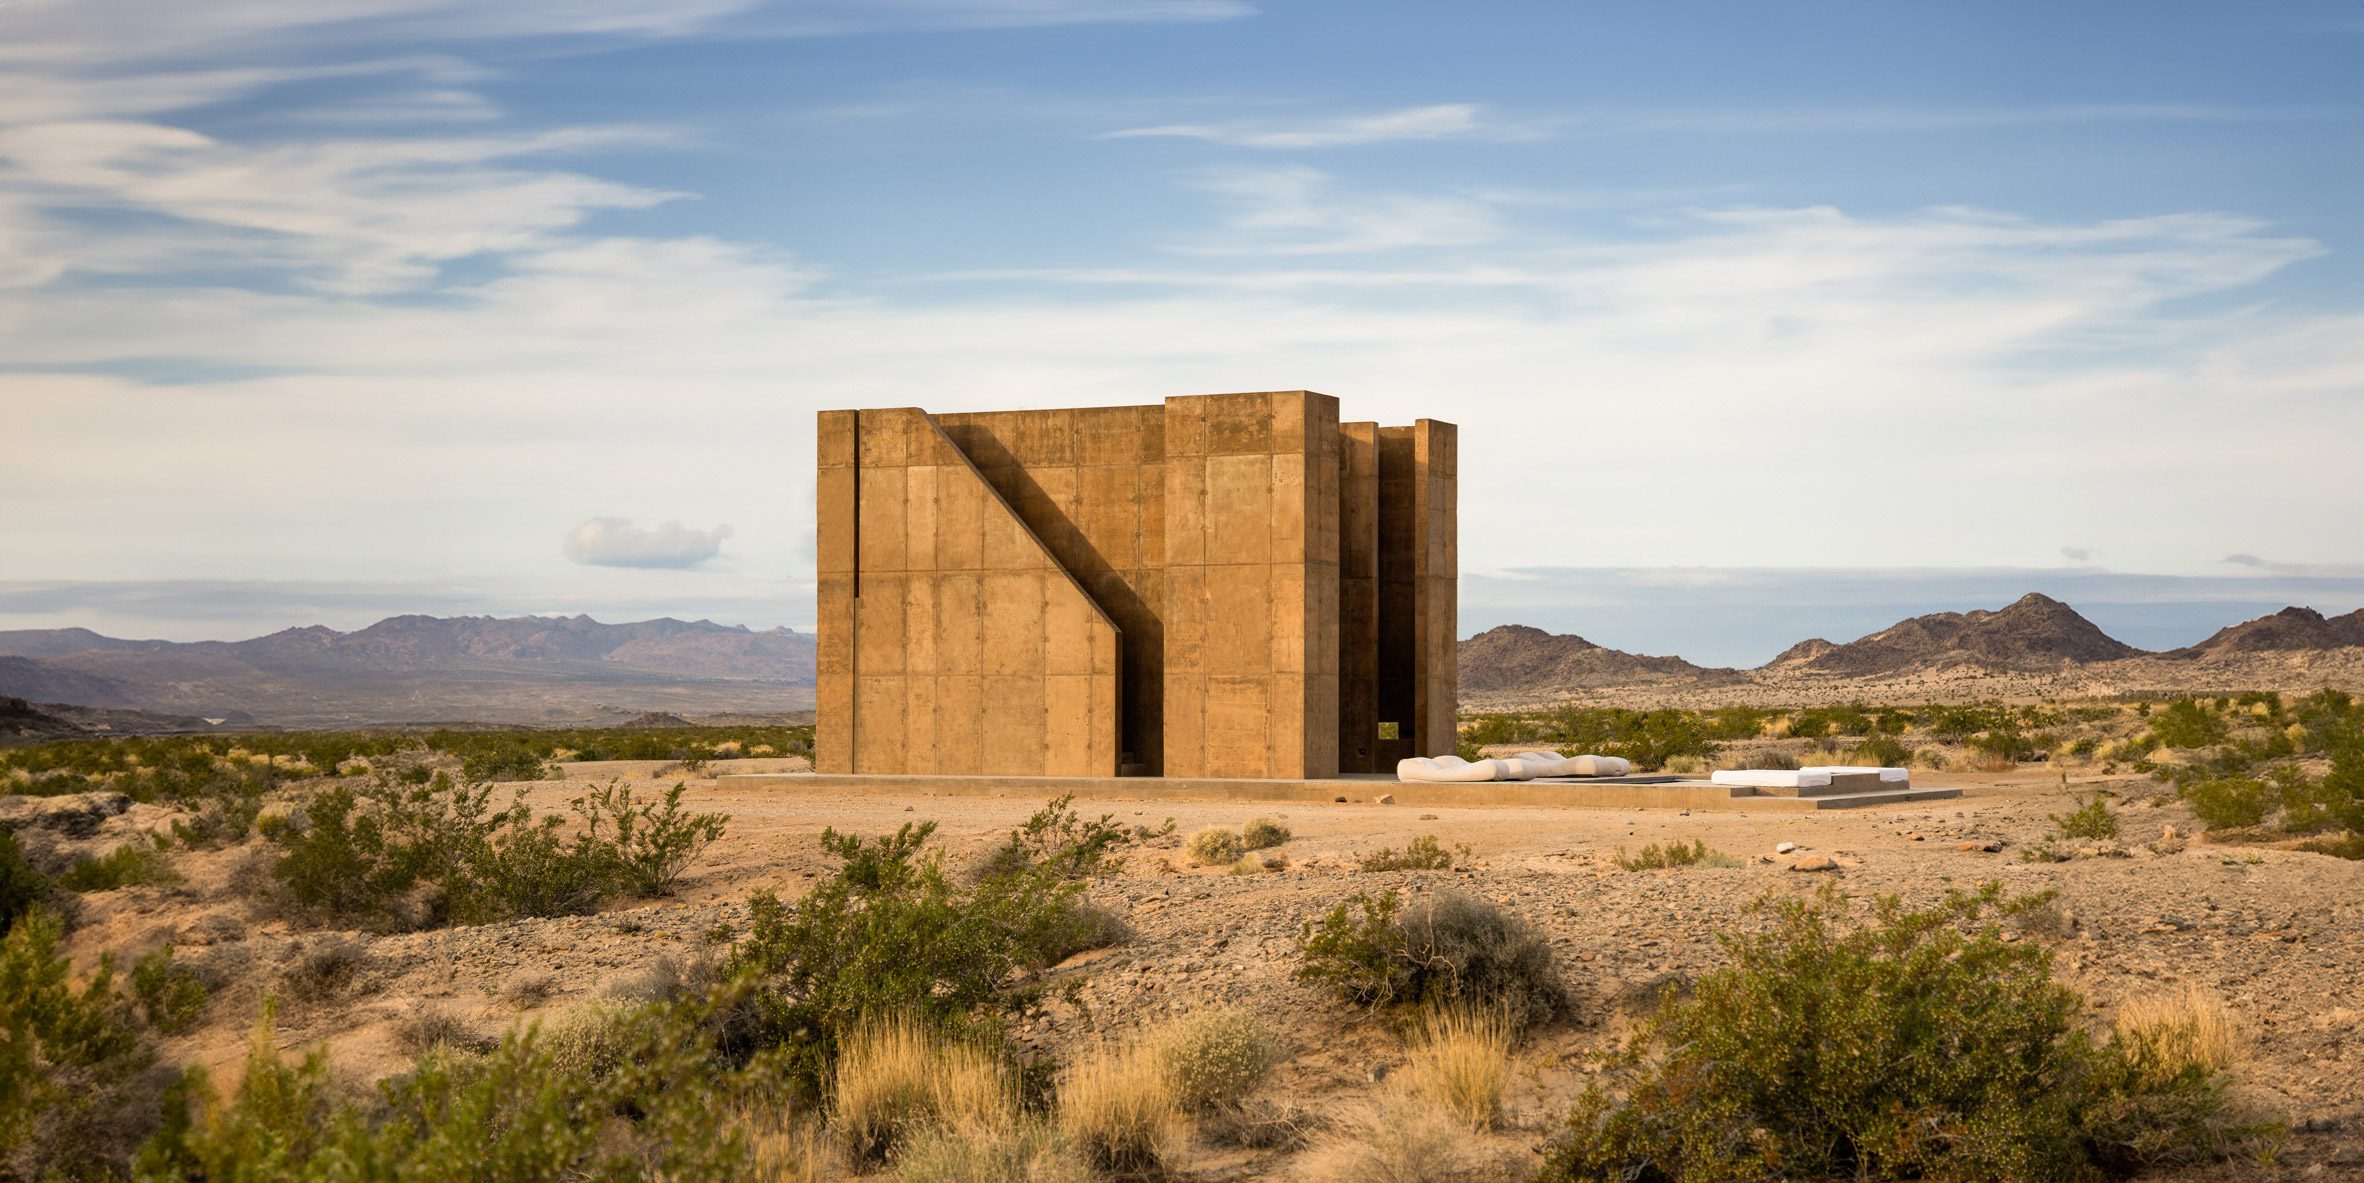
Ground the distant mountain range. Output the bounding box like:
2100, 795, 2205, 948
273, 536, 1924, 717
1461, 595, 2364, 702
0, 615, 815, 728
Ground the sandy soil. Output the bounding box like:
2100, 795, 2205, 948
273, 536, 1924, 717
53, 757, 2364, 1179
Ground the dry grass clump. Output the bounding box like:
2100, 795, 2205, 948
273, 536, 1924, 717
1058, 1038, 1186, 1173
736, 1109, 835, 1183
1186, 827, 1243, 866
1151, 1006, 1285, 1113
1611, 839, 1738, 871
833, 1017, 1016, 1166
1719, 746, 1800, 771
539, 1003, 633, 1084
391, 1006, 486, 1057
1240, 817, 1291, 850
2113, 987, 2242, 1087
1400, 1009, 1515, 1130
1299, 1097, 1479, 1183
276, 935, 371, 1005
891, 1121, 1090, 1183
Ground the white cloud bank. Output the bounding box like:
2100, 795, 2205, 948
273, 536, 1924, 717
564, 518, 734, 569
1105, 102, 1495, 148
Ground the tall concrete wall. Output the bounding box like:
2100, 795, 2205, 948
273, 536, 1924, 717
935, 406, 1167, 773
816, 393, 1446, 780
1375, 420, 1458, 765
1336, 422, 1381, 773
815, 407, 1122, 776
1160, 392, 1341, 778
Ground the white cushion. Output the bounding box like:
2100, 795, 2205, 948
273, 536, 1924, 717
1799, 765, 1909, 783
1559, 754, 1632, 777
1396, 755, 1507, 783
1710, 769, 1834, 789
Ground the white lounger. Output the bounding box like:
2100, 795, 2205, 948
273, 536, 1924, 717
1799, 765, 1910, 783
1397, 752, 1633, 782
1709, 769, 1834, 790
1397, 755, 1510, 782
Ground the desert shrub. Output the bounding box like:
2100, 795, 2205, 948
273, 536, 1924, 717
1355, 834, 1462, 872
458, 742, 557, 782
153, 1009, 747, 1181
1612, 838, 1735, 871
59, 843, 180, 892
277, 936, 372, 1005
266, 771, 730, 930
1298, 889, 1562, 1031
1151, 1007, 1285, 1112
973, 795, 1137, 882
130, 947, 209, 1035
392, 1007, 487, 1058
1719, 745, 1798, 771
1185, 827, 1242, 866
575, 780, 729, 896
2149, 698, 2228, 749
1534, 883, 2280, 1182
1400, 1008, 1514, 1130
2051, 796, 2121, 841
1058, 1038, 1184, 1174
721, 820, 1121, 1102
170, 778, 266, 849
1, 908, 177, 1181
1854, 734, 1912, 766
1240, 817, 1291, 850
1299, 1096, 1473, 1183
832, 1017, 1015, 1166
1, 826, 51, 936
2182, 777, 2272, 829
891, 1120, 1089, 1183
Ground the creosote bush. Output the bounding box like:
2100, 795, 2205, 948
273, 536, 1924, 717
59, 843, 180, 893
1355, 834, 1463, 872
1186, 827, 1242, 866
264, 772, 726, 930
1298, 889, 1563, 1031
2052, 795, 2121, 841
1535, 883, 2282, 1182
1240, 817, 1291, 850
1, 908, 179, 1182
1612, 838, 1736, 871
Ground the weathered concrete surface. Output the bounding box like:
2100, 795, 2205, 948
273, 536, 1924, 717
817, 392, 1451, 780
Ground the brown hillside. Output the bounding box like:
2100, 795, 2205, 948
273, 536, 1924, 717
1457, 624, 1742, 694
2170, 606, 2364, 658
1773, 593, 2145, 676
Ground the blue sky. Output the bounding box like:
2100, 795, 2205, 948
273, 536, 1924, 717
2, 0, 2360, 665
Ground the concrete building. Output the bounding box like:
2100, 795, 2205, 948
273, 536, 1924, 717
815, 392, 1454, 779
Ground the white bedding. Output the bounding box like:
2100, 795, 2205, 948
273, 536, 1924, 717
1799, 765, 1910, 783
1709, 769, 1834, 789
1397, 752, 1632, 782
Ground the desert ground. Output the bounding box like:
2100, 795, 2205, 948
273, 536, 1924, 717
43, 754, 2364, 1179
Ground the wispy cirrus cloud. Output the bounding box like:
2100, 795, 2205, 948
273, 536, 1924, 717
1104, 102, 1500, 148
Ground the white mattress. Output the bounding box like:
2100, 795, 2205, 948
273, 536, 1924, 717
1397, 755, 1508, 783
1798, 765, 1910, 783
1710, 769, 1833, 789
1397, 752, 1633, 782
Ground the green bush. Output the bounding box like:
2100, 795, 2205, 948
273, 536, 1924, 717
1854, 734, 1912, 766
2050, 797, 2120, 841
2183, 777, 2271, 829
130, 947, 209, 1035
1185, 828, 1242, 866
150, 1008, 747, 1181
266, 772, 730, 930
59, 843, 180, 893
1297, 889, 1562, 1031
1354, 834, 1461, 871
2, 908, 177, 1181
1239, 818, 1290, 851
1612, 838, 1735, 871
2, 826, 51, 937
2149, 699, 2229, 749
973, 795, 1137, 882
1535, 884, 2279, 1182
720, 816, 1128, 1102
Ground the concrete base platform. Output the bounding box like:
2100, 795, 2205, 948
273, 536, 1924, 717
724, 772, 1960, 812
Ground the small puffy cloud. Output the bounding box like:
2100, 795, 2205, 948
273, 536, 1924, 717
563, 517, 731, 569
2060, 546, 2093, 563
2222, 553, 2266, 567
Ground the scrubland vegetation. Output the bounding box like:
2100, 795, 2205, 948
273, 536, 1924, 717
0, 706, 2336, 1179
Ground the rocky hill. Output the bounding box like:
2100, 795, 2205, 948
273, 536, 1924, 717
2169, 606, 2364, 658
0, 615, 816, 728
1764, 593, 2145, 676
1457, 624, 1743, 694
